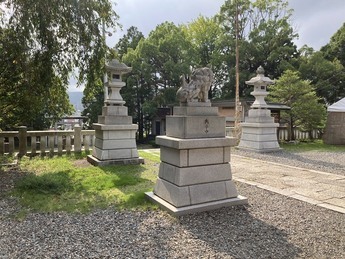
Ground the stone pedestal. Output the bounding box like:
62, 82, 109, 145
146, 103, 247, 216
238, 109, 280, 152
87, 106, 144, 166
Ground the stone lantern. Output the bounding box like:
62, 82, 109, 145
246, 66, 274, 109
104, 59, 132, 106
238, 66, 280, 152
87, 59, 144, 166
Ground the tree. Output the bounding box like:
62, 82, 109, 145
215, 0, 298, 99
298, 49, 345, 105
321, 23, 345, 67
268, 70, 326, 140
122, 22, 192, 140
116, 26, 144, 60
0, 0, 118, 130
183, 16, 222, 98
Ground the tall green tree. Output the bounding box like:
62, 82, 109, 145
268, 70, 326, 140
116, 26, 144, 60
183, 16, 222, 98
0, 0, 118, 130
122, 22, 192, 140
298, 49, 345, 105
216, 0, 298, 99
321, 23, 345, 67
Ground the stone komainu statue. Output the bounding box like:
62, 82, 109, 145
176, 67, 213, 103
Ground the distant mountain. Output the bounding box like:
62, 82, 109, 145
68, 92, 84, 112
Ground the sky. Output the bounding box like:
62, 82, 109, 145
69, 0, 345, 91
109, 0, 345, 50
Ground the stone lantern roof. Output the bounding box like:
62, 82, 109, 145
245, 66, 274, 86
105, 59, 132, 74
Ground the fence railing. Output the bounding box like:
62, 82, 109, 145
0, 125, 95, 157
1, 125, 321, 158
226, 126, 322, 141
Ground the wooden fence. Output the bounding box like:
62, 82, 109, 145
0, 125, 95, 157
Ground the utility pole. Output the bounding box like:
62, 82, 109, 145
234, 0, 241, 142
102, 20, 108, 104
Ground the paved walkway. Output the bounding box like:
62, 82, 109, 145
142, 149, 345, 214
231, 155, 345, 214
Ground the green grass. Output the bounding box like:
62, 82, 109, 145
281, 139, 345, 152
12, 151, 160, 216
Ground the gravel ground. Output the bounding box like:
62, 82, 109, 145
1, 150, 345, 258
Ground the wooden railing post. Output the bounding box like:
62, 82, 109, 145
74, 125, 82, 153
18, 126, 27, 158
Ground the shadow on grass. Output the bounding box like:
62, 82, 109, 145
12, 162, 156, 215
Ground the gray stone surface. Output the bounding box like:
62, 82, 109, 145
146, 192, 248, 216
153, 179, 191, 207
156, 135, 236, 149
166, 116, 225, 139
174, 106, 218, 116
159, 146, 231, 167
158, 162, 232, 186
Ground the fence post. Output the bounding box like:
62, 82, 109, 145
18, 126, 27, 158
74, 125, 82, 153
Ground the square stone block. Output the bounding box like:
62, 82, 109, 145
160, 146, 230, 167
225, 180, 240, 198
94, 138, 137, 150
188, 147, 226, 166
158, 162, 232, 186
98, 115, 132, 125
93, 123, 138, 131
238, 139, 280, 151
156, 136, 236, 149
239, 124, 277, 134
102, 106, 128, 116
189, 181, 229, 205
95, 129, 137, 140
245, 116, 275, 123
92, 146, 109, 160
160, 147, 188, 167
166, 116, 225, 139
145, 192, 248, 216
153, 178, 191, 207
240, 132, 279, 142
108, 148, 139, 160
174, 106, 219, 116
248, 109, 271, 117
92, 147, 139, 160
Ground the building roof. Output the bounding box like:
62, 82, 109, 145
211, 99, 290, 110
328, 97, 345, 112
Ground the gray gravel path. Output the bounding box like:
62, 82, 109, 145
1, 150, 345, 258
233, 148, 345, 176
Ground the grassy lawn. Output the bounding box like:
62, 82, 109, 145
10, 151, 160, 216
280, 139, 345, 152
4, 140, 344, 217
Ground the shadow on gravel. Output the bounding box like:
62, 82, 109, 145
178, 206, 301, 259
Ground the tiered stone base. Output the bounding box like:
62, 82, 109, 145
238, 109, 280, 152
146, 133, 247, 216
146, 192, 247, 216
88, 105, 144, 166
87, 155, 144, 166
